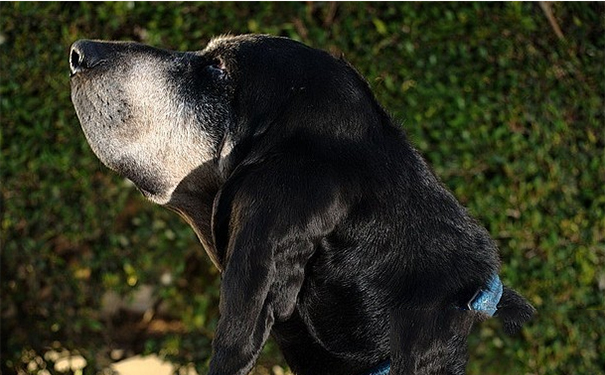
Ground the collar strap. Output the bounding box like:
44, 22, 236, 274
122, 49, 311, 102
466, 274, 503, 316
365, 361, 390, 375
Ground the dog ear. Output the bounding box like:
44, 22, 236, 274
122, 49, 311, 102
208, 157, 349, 375
496, 286, 536, 335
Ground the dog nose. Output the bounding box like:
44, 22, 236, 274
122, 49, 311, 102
69, 40, 109, 75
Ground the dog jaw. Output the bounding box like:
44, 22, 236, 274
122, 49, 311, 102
70, 43, 226, 205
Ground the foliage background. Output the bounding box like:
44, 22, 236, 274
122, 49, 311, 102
1, 2, 604, 374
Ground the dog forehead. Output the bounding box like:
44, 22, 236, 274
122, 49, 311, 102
204, 34, 265, 51
201, 34, 296, 64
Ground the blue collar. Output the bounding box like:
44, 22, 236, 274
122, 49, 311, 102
467, 274, 503, 317
363, 275, 503, 375
365, 361, 390, 375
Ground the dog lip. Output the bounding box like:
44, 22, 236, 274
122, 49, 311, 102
70, 59, 108, 78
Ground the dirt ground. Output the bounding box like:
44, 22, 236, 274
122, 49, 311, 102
112, 355, 196, 375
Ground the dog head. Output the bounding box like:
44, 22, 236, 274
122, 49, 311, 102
70, 34, 378, 269
70, 35, 372, 204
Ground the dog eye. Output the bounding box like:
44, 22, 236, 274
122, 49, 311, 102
206, 61, 226, 77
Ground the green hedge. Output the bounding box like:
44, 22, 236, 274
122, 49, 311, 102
2, 2, 603, 374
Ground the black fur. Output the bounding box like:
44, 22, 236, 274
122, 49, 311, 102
70, 35, 535, 375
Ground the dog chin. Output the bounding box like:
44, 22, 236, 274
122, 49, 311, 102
140, 188, 173, 205
128, 176, 174, 206
111, 156, 174, 205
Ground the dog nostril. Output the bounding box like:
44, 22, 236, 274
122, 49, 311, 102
70, 48, 82, 74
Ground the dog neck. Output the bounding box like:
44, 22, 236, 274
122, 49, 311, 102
166, 163, 225, 272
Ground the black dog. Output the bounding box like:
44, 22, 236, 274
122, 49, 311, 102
70, 34, 534, 375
